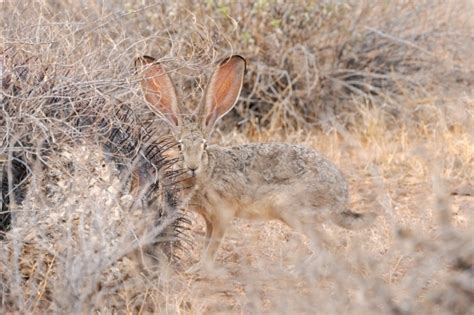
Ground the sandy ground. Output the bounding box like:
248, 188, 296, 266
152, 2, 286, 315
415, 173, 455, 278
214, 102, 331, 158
168, 127, 473, 314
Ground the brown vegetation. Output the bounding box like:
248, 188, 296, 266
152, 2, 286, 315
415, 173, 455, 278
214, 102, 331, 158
1, 0, 473, 314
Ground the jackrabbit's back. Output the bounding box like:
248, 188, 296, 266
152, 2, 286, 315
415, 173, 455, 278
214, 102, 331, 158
204, 143, 349, 218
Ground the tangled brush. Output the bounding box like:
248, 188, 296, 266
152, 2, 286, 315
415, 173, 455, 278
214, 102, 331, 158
0, 48, 190, 312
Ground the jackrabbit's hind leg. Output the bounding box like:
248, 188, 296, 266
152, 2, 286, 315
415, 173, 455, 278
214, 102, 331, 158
275, 205, 332, 250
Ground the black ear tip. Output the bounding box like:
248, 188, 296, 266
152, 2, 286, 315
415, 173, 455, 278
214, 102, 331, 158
142, 55, 156, 63
220, 55, 246, 70
135, 55, 157, 68
231, 55, 246, 62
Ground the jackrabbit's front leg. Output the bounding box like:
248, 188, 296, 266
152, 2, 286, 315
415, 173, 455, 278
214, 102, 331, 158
203, 218, 213, 248
186, 216, 228, 274
202, 220, 226, 264
191, 206, 214, 254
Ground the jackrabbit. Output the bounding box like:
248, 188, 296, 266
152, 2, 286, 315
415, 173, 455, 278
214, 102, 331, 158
135, 55, 376, 270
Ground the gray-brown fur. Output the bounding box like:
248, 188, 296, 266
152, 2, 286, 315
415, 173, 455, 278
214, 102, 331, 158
136, 55, 376, 271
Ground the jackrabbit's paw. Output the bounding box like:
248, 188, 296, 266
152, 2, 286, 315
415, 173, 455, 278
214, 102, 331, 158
185, 260, 227, 278
185, 262, 205, 274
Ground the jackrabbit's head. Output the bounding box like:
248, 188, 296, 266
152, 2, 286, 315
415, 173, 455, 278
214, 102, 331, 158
136, 55, 246, 176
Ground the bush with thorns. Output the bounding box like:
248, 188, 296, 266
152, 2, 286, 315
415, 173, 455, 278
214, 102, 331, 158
1, 42, 188, 314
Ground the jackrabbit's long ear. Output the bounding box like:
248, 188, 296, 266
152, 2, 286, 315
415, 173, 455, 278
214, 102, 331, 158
135, 56, 181, 128
200, 55, 246, 134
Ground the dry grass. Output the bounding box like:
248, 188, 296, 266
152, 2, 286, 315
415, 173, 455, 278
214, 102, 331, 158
1, 0, 473, 314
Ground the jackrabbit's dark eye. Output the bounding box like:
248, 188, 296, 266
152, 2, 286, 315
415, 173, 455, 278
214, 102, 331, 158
177, 141, 183, 151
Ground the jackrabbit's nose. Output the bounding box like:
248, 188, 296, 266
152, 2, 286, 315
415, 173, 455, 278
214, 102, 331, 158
187, 166, 199, 177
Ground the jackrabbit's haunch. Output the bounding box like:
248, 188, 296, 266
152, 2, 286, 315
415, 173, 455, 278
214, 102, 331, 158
135, 55, 376, 271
